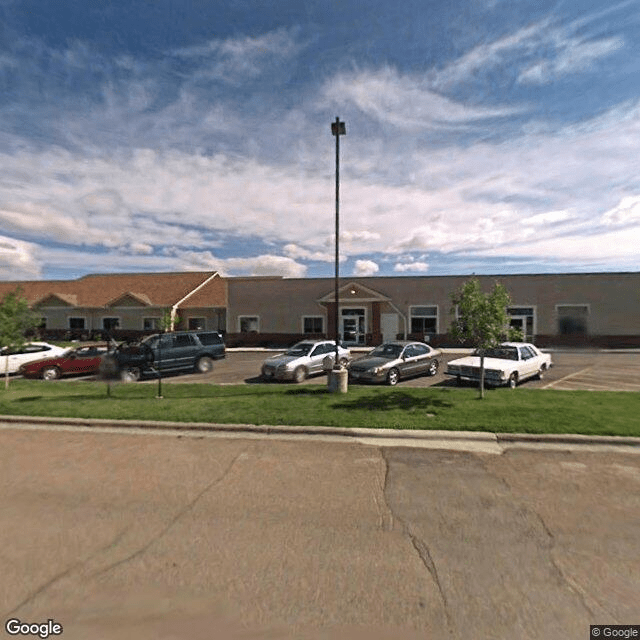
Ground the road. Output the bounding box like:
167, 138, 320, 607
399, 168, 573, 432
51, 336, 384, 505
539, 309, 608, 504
1, 426, 639, 639
155, 349, 640, 392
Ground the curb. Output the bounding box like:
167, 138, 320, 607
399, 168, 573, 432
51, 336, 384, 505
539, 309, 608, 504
0, 415, 639, 448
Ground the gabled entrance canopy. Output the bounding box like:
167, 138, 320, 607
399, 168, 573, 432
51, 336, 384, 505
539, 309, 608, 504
317, 281, 390, 304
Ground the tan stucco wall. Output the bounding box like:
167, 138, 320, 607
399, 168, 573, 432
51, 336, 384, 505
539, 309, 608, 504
227, 273, 640, 337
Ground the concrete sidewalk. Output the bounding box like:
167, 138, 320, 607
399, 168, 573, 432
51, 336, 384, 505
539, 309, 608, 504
1, 414, 639, 455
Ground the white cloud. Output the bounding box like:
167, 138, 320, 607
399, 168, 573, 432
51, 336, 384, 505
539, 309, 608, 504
170, 28, 304, 83
394, 261, 429, 273
353, 260, 379, 276
601, 196, 640, 226
432, 11, 625, 89
324, 67, 519, 130
519, 36, 623, 84
174, 250, 306, 277
0, 235, 41, 279
283, 243, 333, 262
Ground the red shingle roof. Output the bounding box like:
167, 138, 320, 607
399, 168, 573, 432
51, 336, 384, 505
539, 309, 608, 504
0, 272, 227, 309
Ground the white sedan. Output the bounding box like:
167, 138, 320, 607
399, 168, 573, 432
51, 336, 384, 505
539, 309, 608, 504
445, 342, 552, 388
0, 342, 68, 375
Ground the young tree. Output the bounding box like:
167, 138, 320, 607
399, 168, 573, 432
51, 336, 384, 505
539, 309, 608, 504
0, 288, 41, 389
449, 278, 521, 398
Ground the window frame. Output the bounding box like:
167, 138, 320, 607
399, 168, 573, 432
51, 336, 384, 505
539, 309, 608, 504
409, 305, 438, 335
302, 316, 324, 334
238, 315, 260, 333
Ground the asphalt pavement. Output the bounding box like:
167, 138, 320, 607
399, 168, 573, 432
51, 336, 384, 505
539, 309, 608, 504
1, 425, 638, 640
151, 348, 640, 392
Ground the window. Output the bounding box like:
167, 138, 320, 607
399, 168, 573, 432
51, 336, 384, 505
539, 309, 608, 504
519, 346, 536, 360
102, 317, 120, 330
143, 317, 161, 330
68, 317, 85, 330
196, 332, 223, 346
557, 305, 589, 335
174, 333, 196, 347
188, 317, 206, 331
239, 316, 259, 333
303, 316, 324, 334
410, 306, 438, 335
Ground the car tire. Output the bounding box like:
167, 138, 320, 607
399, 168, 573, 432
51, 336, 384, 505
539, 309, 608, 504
537, 364, 547, 380
427, 359, 439, 376
42, 366, 61, 381
121, 367, 141, 383
386, 368, 400, 386
293, 366, 307, 383
338, 357, 349, 367
508, 372, 518, 389
195, 356, 214, 374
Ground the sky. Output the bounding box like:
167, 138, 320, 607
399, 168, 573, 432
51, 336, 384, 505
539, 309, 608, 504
1, 0, 640, 281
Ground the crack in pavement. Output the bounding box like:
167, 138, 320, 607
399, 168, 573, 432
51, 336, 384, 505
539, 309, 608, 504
5, 527, 130, 617
5, 449, 247, 617
379, 449, 453, 632
90, 448, 248, 578
479, 457, 605, 622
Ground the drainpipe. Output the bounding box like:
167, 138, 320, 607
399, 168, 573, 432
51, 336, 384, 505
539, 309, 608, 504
170, 273, 219, 331
387, 301, 408, 339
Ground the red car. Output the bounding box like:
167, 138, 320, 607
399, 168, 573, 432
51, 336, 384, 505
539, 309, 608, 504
19, 345, 107, 380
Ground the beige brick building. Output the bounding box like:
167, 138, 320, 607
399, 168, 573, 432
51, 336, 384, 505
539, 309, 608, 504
1, 271, 638, 348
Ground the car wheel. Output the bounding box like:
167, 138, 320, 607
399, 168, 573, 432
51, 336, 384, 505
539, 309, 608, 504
537, 364, 547, 380
508, 372, 518, 389
338, 357, 349, 368
427, 359, 439, 376
196, 356, 214, 374
42, 366, 61, 380
121, 367, 141, 383
293, 366, 307, 383
386, 368, 400, 386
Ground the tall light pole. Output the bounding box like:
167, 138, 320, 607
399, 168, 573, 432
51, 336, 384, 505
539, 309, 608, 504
331, 117, 346, 368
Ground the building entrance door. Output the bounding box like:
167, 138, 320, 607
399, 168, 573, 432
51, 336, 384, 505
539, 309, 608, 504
341, 309, 365, 345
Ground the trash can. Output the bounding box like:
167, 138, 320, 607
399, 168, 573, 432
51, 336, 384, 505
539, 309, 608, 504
327, 367, 348, 393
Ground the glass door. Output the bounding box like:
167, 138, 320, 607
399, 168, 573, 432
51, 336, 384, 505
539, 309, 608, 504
341, 309, 365, 345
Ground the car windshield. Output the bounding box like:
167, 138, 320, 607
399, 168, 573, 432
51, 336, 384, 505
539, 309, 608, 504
479, 346, 519, 360
369, 344, 403, 359
140, 335, 160, 348
285, 343, 313, 356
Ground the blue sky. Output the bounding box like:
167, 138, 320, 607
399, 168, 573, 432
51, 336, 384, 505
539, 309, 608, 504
1, 0, 639, 280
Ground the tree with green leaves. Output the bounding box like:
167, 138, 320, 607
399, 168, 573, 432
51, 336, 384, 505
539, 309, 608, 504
160, 308, 179, 333
449, 278, 522, 398
0, 288, 41, 389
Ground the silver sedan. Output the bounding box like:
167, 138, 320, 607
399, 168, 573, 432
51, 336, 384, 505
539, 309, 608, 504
348, 341, 441, 386
261, 340, 351, 383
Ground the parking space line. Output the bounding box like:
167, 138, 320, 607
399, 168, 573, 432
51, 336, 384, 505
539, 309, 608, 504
542, 367, 594, 389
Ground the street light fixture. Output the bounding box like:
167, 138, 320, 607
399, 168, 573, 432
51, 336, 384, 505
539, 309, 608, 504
331, 117, 346, 368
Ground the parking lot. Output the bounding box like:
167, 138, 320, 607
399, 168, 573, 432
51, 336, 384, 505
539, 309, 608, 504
153, 348, 640, 392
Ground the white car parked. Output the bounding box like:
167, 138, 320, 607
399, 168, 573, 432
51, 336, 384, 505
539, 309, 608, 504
445, 342, 552, 388
1, 342, 68, 375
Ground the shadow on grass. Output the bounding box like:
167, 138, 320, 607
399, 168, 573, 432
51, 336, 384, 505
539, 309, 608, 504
331, 390, 454, 412
285, 388, 331, 396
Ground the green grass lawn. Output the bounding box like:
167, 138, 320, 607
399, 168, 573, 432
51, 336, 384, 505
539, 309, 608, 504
0, 379, 638, 437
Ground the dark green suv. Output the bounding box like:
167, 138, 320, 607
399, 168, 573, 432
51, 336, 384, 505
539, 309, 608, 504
105, 331, 225, 381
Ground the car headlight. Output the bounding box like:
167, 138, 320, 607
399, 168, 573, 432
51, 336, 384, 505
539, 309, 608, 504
372, 366, 384, 375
